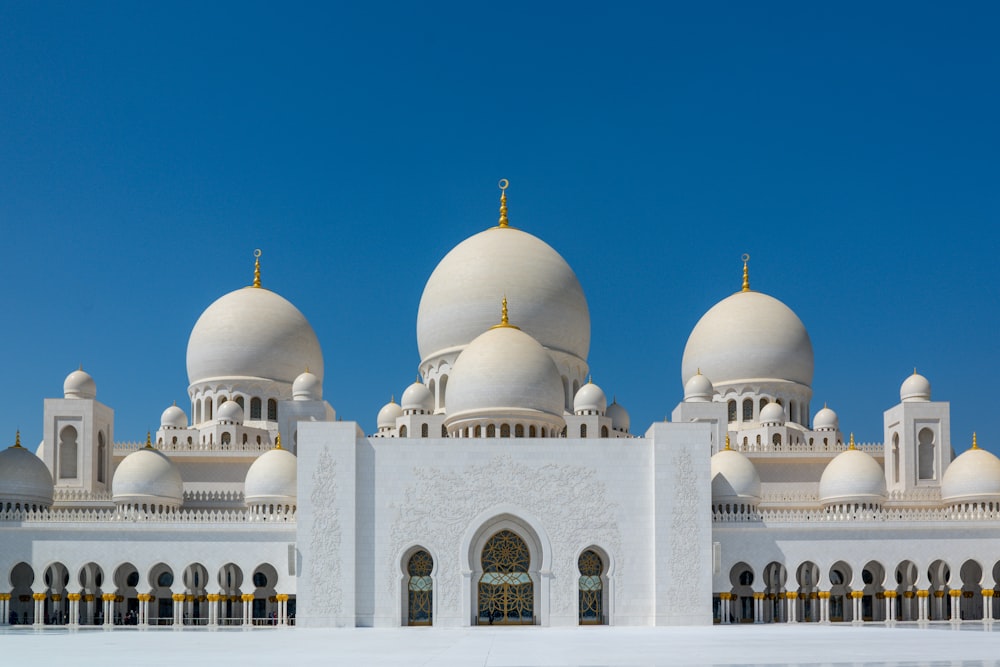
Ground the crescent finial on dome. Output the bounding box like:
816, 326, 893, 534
14, 430, 21, 448
253, 249, 262, 288
741, 253, 750, 292
498, 179, 510, 228
848, 433, 856, 450
275, 434, 282, 450
490, 295, 520, 330
145, 431, 152, 449
725, 433, 731, 450
972, 432, 979, 450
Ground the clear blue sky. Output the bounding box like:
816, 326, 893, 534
1, 2, 997, 453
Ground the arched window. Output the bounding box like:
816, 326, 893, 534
772, 433, 781, 447
578, 550, 604, 624
759, 398, 769, 412
97, 432, 106, 484
235, 396, 245, 410
478, 530, 532, 625
727, 400, 737, 422
892, 432, 900, 484
580, 424, 587, 438
439, 375, 448, 410
59, 425, 78, 479
250, 398, 262, 420
441, 425, 448, 437
500, 424, 510, 437
601, 425, 609, 437
474, 425, 482, 438
918, 428, 935, 480
399, 425, 407, 438
267, 399, 278, 421
515, 424, 524, 437
529, 425, 537, 437
487, 424, 496, 437
421, 424, 429, 438
221, 432, 231, 446
205, 397, 213, 421
195, 401, 202, 424
742, 399, 753, 422
407, 550, 433, 626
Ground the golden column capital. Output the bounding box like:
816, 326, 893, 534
982, 589, 995, 597
916, 590, 930, 598
31, 592, 46, 601
849, 591, 864, 599
172, 593, 186, 602
883, 591, 897, 599
241, 593, 254, 602
786, 591, 799, 600
0, 593, 10, 601
275, 594, 289, 602
50, 594, 62, 602
948, 589, 962, 598
933, 590, 945, 598
102, 593, 116, 602
817, 591, 831, 600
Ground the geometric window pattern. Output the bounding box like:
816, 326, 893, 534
578, 549, 603, 624
478, 530, 533, 625
407, 550, 433, 626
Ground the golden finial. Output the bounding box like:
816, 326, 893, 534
305, 366, 310, 374
252, 249, 262, 288
741, 253, 751, 292
497, 179, 510, 228
588, 374, 593, 384
972, 432, 979, 450
14, 430, 21, 448
145, 431, 152, 449
696, 368, 702, 375
848, 433, 856, 450
275, 434, 282, 450
725, 433, 731, 450
490, 295, 520, 330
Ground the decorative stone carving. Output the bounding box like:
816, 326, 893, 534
668, 448, 701, 611
307, 446, 341, 615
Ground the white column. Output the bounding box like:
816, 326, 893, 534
207, 593, 219, 627
787, 593, 797, 623
32, 593, 45, 627
1, 594, 8, 625
918, 591, 929, 622
885, 593, 895, 623
983, 590, 994, 625
820, 593, 830, 623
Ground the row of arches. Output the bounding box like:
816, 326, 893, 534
719, 558, 1000, 624
725, 397, 807, 427
448, 423, 563, 439
192, 395, 279, 425
3, 561, 291, 627
57, 426, 108, 483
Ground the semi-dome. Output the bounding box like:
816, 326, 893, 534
245, 444, 297, 506
112, 443, 184, 508
606, 400, 630, 433
711, 447, 761, 502
900, 371, 931, 402
216, 400, 244, 424
417, 225, 590, 365
813, 405, 838, 431
187, 286, 323, 387
819, 441, 886, 505
446, 324, 565, 424
401, 381, 434, 414
160, 404, 188, 429
941, 436, 1000, 504
759, 402, 786, 425
0, 434, 54, 509
64, 368, 97, 399
574, 381, 607, 415
683, 372, 714, 402
682, 290, 813, 389
377, 400, 403, 430
292, 370, 322, 401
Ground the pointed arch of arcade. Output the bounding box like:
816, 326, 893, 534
460, 507, 551, 627
397, 544, 437, 626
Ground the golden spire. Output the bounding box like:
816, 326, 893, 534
725, 433, 731, 450
497, 179, 510, 228
741, 253, 750, 292
848, 433, 856, 450
252, 249, 262, 288
275, 434, 282, 450
972, 432, 979, 450
588, 374, 593, 384
145, 431, 152, 449
490, 295, 520, 330
14, 430, 21, 448
390, 394, 395, 404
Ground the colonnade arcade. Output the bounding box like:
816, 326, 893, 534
716, 558, 1000, 624
2, 561, 293, 628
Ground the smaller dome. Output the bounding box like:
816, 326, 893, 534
819, 444, 886, 505
401, 381, 434, 414
216, 400, 244, 424
683, 372, 714, 402
941, 436, 1000, 504
574, 381, 607, 415
711, 448, 761, 502
377, 400, 403, 430
0, 435, 54, 508
759, 402, 785, 425
245, 446, 297, 506
64, 368, 96, 399
813, 405, 838, 431
900, 371, 931, 402
160, 405, 188, 429
112, 445, 184, 507
607, 400, 630, 433
293, 370, 322, 401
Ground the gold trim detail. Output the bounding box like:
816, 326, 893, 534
497, 179, 510, 228
741, 253, 750, 292
489, 296, 520, 330
253, 249, 262, 288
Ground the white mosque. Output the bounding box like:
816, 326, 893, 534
2, 182, 999, 630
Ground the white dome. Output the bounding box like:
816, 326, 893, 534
941, 440, 1000, 504
187, 286, 323, 387
900, 371, 931, 402
759, 402, 786, 425
574, 381, 607, 415
216, 400, 244, 424
682, 290, 813, 388
245, 447, 297, 505
377, 400, 403, 430
683, 372, 714, 402
819, 447, 886, 505
813, 405, 838, 431
160, 405, 188, 429
606, 400, 630, 432
0, 438, 54, 508
417, 226, 590, 365
401, 381, 434, 414
64, 368, 96, 399
112, 446, 184, 507
711, 448, 761, 502
292, 370, 322, 401
446, 325, 565, 422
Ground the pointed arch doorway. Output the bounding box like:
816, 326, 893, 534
478, 529, 533, 625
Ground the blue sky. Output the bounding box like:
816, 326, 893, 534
1, 2, 997, 453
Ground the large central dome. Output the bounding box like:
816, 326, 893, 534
187, 286, 324, 386
417, 226, 590, 364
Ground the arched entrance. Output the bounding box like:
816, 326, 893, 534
407, 550, 433, 626
478, 530, 533, 625
578, 549, 605, 625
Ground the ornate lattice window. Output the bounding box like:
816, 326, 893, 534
727, 400, 737, 422
407, 550, 433, 626
578, 550, 604, 624
742, 399, 753, 422
478, 530, 533, 625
